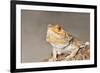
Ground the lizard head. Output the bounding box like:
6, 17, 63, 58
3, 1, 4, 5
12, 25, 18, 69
47, 24, 66, 37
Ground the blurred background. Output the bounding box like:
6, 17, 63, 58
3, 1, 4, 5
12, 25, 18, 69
21, 10, 90, 63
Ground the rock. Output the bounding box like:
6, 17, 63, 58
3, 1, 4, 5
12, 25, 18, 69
43, 45, 90, 62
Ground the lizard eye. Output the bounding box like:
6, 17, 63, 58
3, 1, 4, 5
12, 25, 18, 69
58, 26, 61, 31
55, 25, 61, 31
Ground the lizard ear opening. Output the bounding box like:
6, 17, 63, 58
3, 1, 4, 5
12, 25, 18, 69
68, 32, 73, 40
66, 32, 73, 41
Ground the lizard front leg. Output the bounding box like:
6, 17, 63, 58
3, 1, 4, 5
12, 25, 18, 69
48, 48, 57, 62
52, 48, 57, 61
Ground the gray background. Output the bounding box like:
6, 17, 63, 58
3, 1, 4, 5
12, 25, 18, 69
21, 10, 90, 63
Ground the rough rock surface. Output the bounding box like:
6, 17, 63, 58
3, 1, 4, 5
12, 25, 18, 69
43, 45, 90, 62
